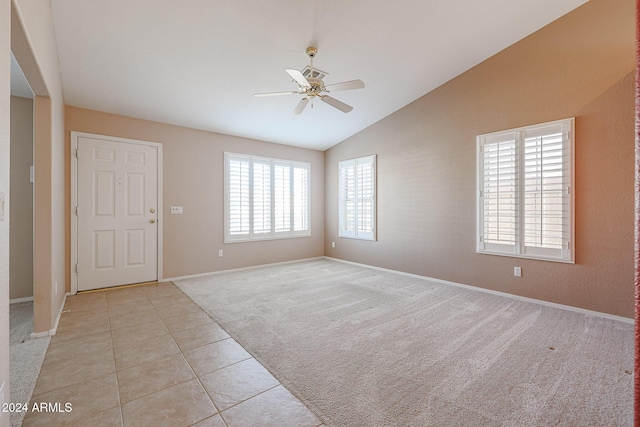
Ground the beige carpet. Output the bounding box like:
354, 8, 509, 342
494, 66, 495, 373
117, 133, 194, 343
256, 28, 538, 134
175, 258, 633, 427
10, 301, 50, 427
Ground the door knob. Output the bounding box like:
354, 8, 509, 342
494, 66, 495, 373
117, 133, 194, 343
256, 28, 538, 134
150, 208, 156, 213
149, 219, 156, 224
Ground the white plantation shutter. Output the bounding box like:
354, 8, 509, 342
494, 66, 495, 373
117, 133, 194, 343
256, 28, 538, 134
356, 161, 375, 236
274, 164, 291, 233
252, 161, 271, 235
479, 133, 517, 252
228, 156, 250, 237
477, 119, 574, 262
339, 155, 376, 240
293, 166, 309, 231
225, 153, 310, 242
340, 161, 356, 236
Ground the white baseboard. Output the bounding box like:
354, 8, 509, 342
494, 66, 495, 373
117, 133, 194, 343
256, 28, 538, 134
10, 296, 34, 304
30, 330, 54, 339
324, 257, 634, 324
29, 292, 69, 339
164, 257, 325, 282
50, 292, 70, 336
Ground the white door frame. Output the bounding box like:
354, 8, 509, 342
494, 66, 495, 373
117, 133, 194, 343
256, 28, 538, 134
70, 131, 163, 295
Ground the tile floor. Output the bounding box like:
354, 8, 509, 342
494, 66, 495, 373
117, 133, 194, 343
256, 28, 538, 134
21, 282, 324, 427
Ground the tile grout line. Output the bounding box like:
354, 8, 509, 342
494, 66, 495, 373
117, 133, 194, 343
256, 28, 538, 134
33, 292, 123, 426
107, 301, 126, 427
153, 289, 222, 426
97, 290, 125, 427
148, 285, 227, 427
149, 283, 249, 427
110, 289, 159, 427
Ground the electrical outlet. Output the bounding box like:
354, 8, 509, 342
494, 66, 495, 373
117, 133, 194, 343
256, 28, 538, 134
218, 250, 223, 258
55, 281, 58, 296
170, 206, 183, 215
332, 241, 335, 248
514, 267, 522, 277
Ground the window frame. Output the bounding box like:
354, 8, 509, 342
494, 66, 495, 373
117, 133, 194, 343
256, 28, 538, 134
338, 154, 377, 241
224, 152, 311, 243
476, 118, 575, 263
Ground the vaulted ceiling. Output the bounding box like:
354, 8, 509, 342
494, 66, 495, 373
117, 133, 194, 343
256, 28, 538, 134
49, 0, 588, 150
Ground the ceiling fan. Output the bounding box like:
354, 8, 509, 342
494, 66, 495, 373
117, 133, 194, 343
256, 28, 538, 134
255, 47, 365, 115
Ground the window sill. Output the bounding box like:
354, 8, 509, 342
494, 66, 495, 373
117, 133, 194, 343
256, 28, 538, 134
476, 249, 574, 264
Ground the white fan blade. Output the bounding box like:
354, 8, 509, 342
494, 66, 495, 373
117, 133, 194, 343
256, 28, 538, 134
321, 96, 353, 113
254, 91, 300, 97
286, 69, 311, 87
292, 98, 309, 115
324, 79, 365, 92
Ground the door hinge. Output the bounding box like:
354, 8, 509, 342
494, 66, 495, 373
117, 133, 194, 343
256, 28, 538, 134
75, 206, 78, 216
75, 264, 78, 274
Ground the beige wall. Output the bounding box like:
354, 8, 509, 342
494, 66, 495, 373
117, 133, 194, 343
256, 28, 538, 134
0, 0, 10, 422
65, 108, 325, 282
9, 96, 33, 300
12, 0, 66, 334
325, 0, 636, 318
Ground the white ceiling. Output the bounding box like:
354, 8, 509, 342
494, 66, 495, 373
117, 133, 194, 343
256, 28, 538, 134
50, 0, 587, 151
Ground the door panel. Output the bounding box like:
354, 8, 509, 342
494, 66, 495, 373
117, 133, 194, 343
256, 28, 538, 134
126, 173, 145, 216
94, 170, 115, 216
78, 136, 158, 291
125, 229, 145, 267
94, 230, 115, 270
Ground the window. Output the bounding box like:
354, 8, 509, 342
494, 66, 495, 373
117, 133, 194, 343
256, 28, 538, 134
477, 118, 574, 262
225, 153, 310, 242
339, 155, 376, 240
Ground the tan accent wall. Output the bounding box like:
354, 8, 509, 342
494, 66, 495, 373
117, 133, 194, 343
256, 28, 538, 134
32, 96, 54, 332
10, 96, 33, 300
12, 0, 66, 334
325, 0, 636, 317
65, 108, 325, 281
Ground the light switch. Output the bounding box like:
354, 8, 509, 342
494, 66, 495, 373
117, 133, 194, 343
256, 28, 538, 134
170, 206, 183, 215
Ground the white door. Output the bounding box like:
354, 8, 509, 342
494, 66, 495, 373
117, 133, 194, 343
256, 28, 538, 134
77, 136, 158, 291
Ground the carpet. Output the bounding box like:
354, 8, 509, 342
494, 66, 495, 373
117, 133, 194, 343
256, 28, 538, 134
10, 302, 34, 345
175, 259, 633, 427
9, 302, 50, 427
